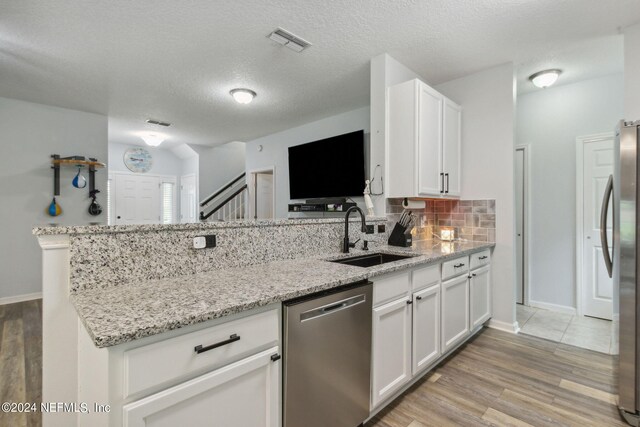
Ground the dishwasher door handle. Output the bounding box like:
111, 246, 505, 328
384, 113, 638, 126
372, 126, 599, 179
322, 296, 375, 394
300, 294, 366, 322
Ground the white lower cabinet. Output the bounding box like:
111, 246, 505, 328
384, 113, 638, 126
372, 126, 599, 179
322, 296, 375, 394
470, 265, 491, 329
412, 284, 441, 375
371, 297, 412, 408
441, 274, 470, 353
122, 346, 280, 427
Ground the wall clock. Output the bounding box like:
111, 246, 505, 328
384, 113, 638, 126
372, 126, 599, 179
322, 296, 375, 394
123, 147, 153, 173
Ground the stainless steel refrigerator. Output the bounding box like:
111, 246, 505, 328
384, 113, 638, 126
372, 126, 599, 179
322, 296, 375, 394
603, 120, 640, 426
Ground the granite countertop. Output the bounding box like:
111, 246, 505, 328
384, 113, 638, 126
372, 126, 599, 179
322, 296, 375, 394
32, 216, 388, 236
72, 240, 495, 348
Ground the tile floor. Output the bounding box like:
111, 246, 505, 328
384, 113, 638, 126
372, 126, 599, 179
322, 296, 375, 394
517, 304, 617, 354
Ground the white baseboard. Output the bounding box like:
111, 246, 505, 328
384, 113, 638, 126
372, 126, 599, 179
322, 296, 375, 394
0, 292, 42, 305
528, 300, 576, 315
488, 319, 520, 334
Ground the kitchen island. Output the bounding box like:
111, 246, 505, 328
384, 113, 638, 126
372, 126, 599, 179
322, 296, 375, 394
34, 218, 494, 427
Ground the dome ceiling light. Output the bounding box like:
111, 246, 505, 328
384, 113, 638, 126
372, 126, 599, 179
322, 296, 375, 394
230, 88, 257, 104
529, 69, 562, 89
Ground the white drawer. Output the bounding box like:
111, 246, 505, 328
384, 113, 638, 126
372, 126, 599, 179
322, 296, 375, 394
412, 264, 440, 291
470, 250, 491, 270
442, 256, 469, 281
373, 271, 411, 306
123, 309, 279, 398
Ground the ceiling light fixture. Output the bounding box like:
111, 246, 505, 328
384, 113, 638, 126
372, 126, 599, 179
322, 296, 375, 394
230, 88, 257, 104
138, 131, 167, 147
529, 69, 562, 88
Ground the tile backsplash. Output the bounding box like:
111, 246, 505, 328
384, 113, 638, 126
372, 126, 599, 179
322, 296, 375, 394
386, 198, 496, 243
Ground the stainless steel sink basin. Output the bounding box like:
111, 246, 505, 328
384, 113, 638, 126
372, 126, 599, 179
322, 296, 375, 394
329, 252, 415, 268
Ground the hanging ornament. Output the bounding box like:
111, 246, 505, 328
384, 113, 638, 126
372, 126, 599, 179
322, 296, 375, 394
88, 190, 102, 216
47, 197, 62, 217
72, 166, 87, 189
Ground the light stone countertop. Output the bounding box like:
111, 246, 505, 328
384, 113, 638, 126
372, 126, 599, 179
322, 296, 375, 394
32, 216, 388, 236
71, 240, 495, 348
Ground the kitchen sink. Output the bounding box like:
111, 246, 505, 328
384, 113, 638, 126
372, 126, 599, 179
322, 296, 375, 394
329, 252, 416, 268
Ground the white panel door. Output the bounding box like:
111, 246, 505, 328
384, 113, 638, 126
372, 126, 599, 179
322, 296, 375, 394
441, 274, 470, 353
442, 98, 461, 196
582, 138, 614, 320
255, 173, 274, 220
123, 347, 280, 427
470, 265, 491, 329
180, 174, 197, 223
515, 148, 525, 304
115, 174, 160, 225
412, 284, 440, 375
371, 297, 412, 408
417, 83, 443, 196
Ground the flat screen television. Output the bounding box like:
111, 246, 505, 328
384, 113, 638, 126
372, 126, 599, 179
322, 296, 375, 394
288, 130, 365, 200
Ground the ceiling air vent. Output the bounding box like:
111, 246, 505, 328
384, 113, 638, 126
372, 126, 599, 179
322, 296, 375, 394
146, 119, 171, 127
268, 28, 312, 53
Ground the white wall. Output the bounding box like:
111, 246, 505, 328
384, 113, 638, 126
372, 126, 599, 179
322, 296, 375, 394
192, 141, 246, 200
245, 107, 370, 219
370, 54, 427, 214
516, 74, 624, 310
437, 63, 518, 331
625, 23, 640, 119
108, 142, 183, 176
0, 97, 107, 300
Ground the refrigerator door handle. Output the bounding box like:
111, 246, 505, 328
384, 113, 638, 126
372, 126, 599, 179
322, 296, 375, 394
600, 174, 614, 278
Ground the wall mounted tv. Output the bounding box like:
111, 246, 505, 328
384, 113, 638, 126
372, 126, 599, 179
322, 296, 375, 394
288, 130, 366, 200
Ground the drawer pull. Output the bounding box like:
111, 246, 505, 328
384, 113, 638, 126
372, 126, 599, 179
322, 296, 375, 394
194, 334, 240, 354
270, 353, 281, 362
453, 263, 465, 268
478, 256, 488, 260
416, 296, 422, 300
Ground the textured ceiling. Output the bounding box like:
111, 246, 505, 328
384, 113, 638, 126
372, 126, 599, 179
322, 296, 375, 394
0, 0, 638, 147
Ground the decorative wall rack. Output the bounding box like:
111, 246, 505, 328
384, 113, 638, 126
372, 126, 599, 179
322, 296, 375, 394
51, 154, 106, 196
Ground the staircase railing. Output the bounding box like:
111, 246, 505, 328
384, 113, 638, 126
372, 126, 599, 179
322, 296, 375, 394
199, 173, 248, 221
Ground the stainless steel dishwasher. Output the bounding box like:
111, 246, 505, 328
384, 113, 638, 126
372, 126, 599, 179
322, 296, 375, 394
283, 281, 372, 427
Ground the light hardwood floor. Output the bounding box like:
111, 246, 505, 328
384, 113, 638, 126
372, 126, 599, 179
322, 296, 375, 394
367, 327, 624, 427
0, 300, 42, 427
0, 301, 626, 427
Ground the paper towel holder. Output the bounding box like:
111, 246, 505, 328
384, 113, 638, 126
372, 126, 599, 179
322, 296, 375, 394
402, 198, 425, 210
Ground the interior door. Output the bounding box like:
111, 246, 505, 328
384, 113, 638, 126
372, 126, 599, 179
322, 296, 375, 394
180, 174, 197, 223
254, 172, 274, 220
515, 148, 525, 304
582, 138, 614, 320
442, 99, 461, 196
114, 174, 160, 225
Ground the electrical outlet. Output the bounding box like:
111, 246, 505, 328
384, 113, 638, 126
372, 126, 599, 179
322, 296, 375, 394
193, 235, 216, 249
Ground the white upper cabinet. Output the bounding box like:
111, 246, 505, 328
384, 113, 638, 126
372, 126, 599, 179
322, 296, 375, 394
387, 78, 461, 198
442, 98, 462, 197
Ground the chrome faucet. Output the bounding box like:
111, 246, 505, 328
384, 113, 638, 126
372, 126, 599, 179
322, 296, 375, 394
343, 206, 367, 253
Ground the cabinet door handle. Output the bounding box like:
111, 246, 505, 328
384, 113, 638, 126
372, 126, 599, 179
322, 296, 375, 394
445, 173, 449, 194
453, 263, 465, 268
406, 300, 413, 305
472, 273, 477, 277
440, 173, 444, 194
194, 334, 240, 354
416, 296, 422, 300
479, 256, 488, 260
